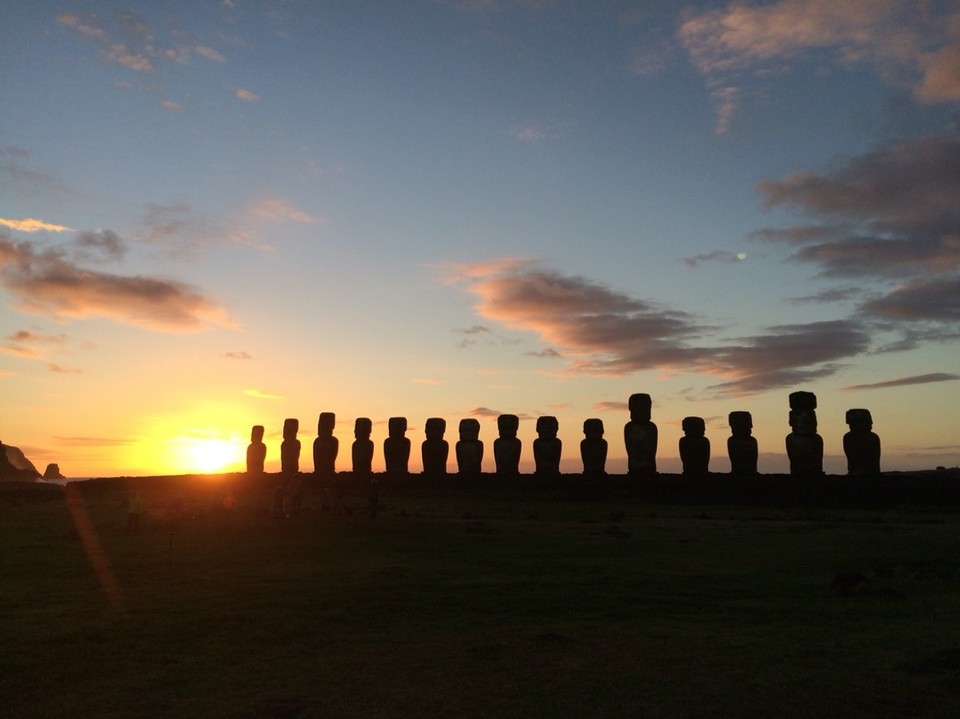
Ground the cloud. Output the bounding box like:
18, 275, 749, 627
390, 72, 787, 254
194, 46, 226, 63
0, 235, 235, 333
3, 329, 68, 361
593, 400, 627, 412
679, 0, 960, 126
755, 136, 960, 325
244, 389, 285, 400
48, 364, 83, 374
843, 372, 960, 391
450, 259, 872, 394
235, 88, 261, 102
54, 436, 135, 447
0, 217, 73, 233
248, 197, 317, 224
468, 407, 502, 418
790, 287, 864, 304
524, 348, 562, 358
225, 351, 253, 360
162, 100, 182, 112
139, 202, 250, 255
74, 230, 127, 262
682, 249, 747, 267
0, 147, 70, 198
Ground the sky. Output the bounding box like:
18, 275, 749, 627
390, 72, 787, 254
2, 0, 959, 477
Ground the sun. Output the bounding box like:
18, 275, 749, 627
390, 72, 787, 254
178, 437, 243, 474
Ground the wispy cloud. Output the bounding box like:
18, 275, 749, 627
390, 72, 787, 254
0, 217, 73, 233
449, 259, 874, 394
139, 202, 251, 255
682, 249, 747, 267
3, 329, 69, 361
225, 351, 253, 360
0, 147, 70, 198
756, 136, 960, 325
244, 388, 285, 400
679, 0, 960, 126
0, 234, 235, 332
843, 372, 960, 391
248, 197, 317, 224
235, 88, 261, 102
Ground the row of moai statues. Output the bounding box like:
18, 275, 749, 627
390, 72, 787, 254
244, 392, 880, 478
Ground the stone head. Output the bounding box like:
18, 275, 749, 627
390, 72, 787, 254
536, 416, 558, 439
459, 418, 480, 441
682, 416, 706, 436
789, 408, 817, 434
728, 411, 752, 436
282, 418, 298, 440
583, 418, 604, 439
251, 425, 265, 443
388, 416, 407, 437
628, 393, 652, 422
318, 412, 336, 436
425, 417, 446, 440
845, 408, 873, 432
498, 414, 519, 438
354, 417, 372, 439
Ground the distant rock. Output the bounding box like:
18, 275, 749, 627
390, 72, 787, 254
42, 463, 65, 480
0, 440, 42, 481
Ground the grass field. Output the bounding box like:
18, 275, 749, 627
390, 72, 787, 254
3, 474, 960, 718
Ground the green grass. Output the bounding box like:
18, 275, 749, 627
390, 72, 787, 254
3, 477, 960, 718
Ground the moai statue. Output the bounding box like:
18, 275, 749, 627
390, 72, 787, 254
727, 411, 758, 476
494, 414, 522, 475
786, 391, 823, 477
679, 416, 710, 475
313, 412, 339, 478
844, 409, 881, 475
580, 418, 608, 477
246, 425, 267, 476
624, 393, 658, 476
352, 417, 374, 475
280, 418, 301, 477
384, 416, 410, 476
533, 416, 562, 476
456, 418, 483, 474
421, 417, 449, 475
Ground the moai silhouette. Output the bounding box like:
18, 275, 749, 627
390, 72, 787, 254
384, 416, 411, 476
727, 411, 758, 476
786, 391, 823, 477
679, 416, 710, 475
313, 412, 339, 478
533, 415, 562, 476
494, 414, 522, 475
280, 418, 301, 477
580, 418, 608, 477
246, 425, 267, 476
624, 393, 658, 476
456, 418, 483, 474
421, 417, 449, 475
352, 418, 374, 475
843, 408, 881, 475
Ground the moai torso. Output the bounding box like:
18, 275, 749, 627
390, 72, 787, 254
246, 425, 267, 475
786, 391, 823, 477
533, 416, 561, 476
843, 409, 881, 475
726, 411, 758, 476
352, 417, 374, 475
313, 412, 339, 478
624, 393, 658, 476
456, 418, 483, 474
280, 418, 301, 476
494, 414, 522, 475
384, 417, 410, 475
580, 418, 608, 477
679, 416, 710, 475
421, 417, 449, 475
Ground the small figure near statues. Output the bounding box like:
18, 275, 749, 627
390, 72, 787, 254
624, 393, 658, 477
727, 411, 758, 476
844, 409, 881, 475
786, 391, 824, 477
421, 417, 449, 475
246, 425, 266, 476
533, 416, 562, 476
494, 414, 522, 475
456, 419, 483, 474
384, 417, 411, 476
580, 418, 607, 477
352, 418, 374, 475
313, 412, 339, 479
679, 416, 710, 475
